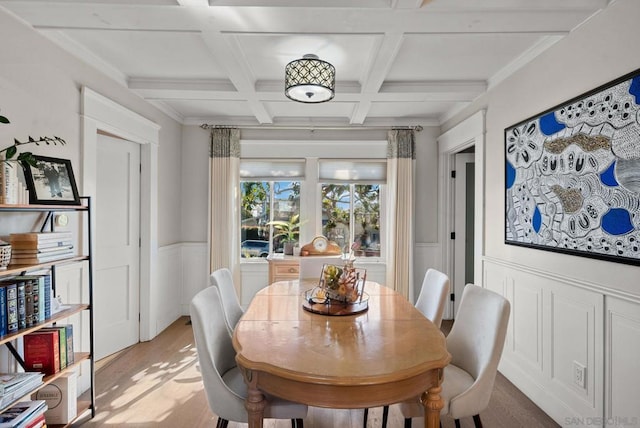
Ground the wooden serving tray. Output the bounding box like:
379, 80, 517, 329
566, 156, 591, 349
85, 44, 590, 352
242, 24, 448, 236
302, 291, 369, 316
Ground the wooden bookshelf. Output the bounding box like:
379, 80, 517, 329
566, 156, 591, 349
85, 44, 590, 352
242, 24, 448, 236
0, 305, 89, 347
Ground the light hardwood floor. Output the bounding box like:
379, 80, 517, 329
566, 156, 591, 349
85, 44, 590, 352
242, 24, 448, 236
78, 317, 559, 428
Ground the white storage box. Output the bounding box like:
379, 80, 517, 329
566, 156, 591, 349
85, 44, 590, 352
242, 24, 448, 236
35, 370, 77, 424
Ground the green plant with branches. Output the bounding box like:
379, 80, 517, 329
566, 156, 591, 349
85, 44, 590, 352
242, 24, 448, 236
269, 214, 304, 243
1, 112, 66, 167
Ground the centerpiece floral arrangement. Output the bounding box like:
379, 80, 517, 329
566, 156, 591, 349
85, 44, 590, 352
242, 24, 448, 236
319, 259, 366, 304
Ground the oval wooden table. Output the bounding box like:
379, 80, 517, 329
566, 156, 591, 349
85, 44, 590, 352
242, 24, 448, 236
232, 280, 451, 428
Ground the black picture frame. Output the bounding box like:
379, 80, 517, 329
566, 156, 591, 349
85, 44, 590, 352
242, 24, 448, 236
504, 67, 640, 266
22, 155, 80, 205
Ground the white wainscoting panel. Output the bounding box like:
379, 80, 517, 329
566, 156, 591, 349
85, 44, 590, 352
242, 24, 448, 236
240, 261, 269, 307
157, 244, 184, 334
179, 243, 209, 316
484, 258, 604, 425
354, 261, 386, 287
414, 242, 444, 309
547, 280, 602, 416
605, 296, 640, 427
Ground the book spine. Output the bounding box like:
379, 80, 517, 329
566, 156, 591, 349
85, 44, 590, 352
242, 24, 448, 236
23, 330, 60, 375
31, 278, 40, 326
5, 283, 18, 333
41, 327, 66, 370
0, 286, 6, 336
9, 241, 74, 251
9, 232, 73, 243
37, 277, 45, 323
0, 160, 5, 204
16, 280, 26, 330
43, 275, 51, 320
64, 324, 74, 365
25, 280, 34, 328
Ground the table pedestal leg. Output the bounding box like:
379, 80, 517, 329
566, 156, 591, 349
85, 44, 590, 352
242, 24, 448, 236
421, 376, 444, 428
244, 371, 266, 428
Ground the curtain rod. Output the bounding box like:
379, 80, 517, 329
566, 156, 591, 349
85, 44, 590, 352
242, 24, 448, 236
200, 124, 423, 132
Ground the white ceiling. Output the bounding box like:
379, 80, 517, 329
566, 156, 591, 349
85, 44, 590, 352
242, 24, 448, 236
1, 0, 611, 127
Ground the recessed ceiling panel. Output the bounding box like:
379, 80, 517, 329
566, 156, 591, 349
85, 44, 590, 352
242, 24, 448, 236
163, 99, 253, 117
388, 33, 544, 81
62, 29, 226, 79
233, 33, 383, 83
266, 100, 356, 118
367, 101, 464, 118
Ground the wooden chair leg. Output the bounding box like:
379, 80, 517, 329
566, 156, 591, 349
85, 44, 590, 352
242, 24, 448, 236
473, 415, 483, 428
404, 417, 412, 428
454, 419, 461, 428
363, 408, 368, 428
382, 405, 389, 428
216, 417, 229, 428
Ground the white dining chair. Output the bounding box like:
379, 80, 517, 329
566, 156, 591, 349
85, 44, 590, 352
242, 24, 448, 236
368, 268, 450, 428
210, 267, 244, 337
394, 283, 511, 428
190, 286, 308, 428
414, 268, 450, 328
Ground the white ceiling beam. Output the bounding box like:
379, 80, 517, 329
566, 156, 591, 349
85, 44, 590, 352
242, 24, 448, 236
7, 3, 603, 35
198, 30, 273, 124
125, 78, 484, 102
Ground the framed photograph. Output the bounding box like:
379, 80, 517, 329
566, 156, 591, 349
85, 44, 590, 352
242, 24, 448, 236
504, 67, 640, 265
22, 155, 80, 205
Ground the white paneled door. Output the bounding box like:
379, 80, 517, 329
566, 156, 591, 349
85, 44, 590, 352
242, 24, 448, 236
95, 133, 141, 360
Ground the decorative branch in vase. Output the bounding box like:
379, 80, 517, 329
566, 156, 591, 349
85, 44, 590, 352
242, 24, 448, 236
1, 112, 66, 167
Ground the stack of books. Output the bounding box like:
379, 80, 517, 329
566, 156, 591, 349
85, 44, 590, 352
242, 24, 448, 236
0, 274, 53, 335
0, 373, 44, 411
9, 233, 73, 265
23, 325, 74, 376
0, 400, 47, 427
0, 161, 29, 206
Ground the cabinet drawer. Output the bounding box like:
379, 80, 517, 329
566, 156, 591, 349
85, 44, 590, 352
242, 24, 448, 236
274, 263, 299, 276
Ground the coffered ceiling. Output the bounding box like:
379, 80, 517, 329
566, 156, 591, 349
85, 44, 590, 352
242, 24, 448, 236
1, 0, 611, 127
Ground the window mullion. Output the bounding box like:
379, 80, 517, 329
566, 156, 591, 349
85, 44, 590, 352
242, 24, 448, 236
349, 184, 355, 251
269, 181, 275, 253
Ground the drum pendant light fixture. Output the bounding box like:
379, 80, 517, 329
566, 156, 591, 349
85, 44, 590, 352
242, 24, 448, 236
285, 54, 335, 103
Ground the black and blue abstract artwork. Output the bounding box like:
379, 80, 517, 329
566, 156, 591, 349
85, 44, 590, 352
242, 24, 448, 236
505, 69, 640, 265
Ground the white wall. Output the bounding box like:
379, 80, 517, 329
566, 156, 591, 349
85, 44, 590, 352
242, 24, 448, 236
0, 8, 183, 247
443, 0, 640, 425
0, 7, 185, 348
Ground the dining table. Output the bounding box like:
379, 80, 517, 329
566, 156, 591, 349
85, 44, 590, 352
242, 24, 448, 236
232, 279, 451, 428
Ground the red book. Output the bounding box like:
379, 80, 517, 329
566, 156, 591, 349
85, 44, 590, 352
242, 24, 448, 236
23, 330, 60, 375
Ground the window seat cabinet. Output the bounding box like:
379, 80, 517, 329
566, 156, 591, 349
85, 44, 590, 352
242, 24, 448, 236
0, 198, 95, 427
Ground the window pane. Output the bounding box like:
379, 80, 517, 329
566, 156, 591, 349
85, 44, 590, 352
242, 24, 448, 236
271, 181, 301, 254
353, 185, 381, 257
240, 182, 270, 258
321, 184, 350, 253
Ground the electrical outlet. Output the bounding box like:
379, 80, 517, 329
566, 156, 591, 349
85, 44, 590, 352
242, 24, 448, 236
573, 361, 586, 388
